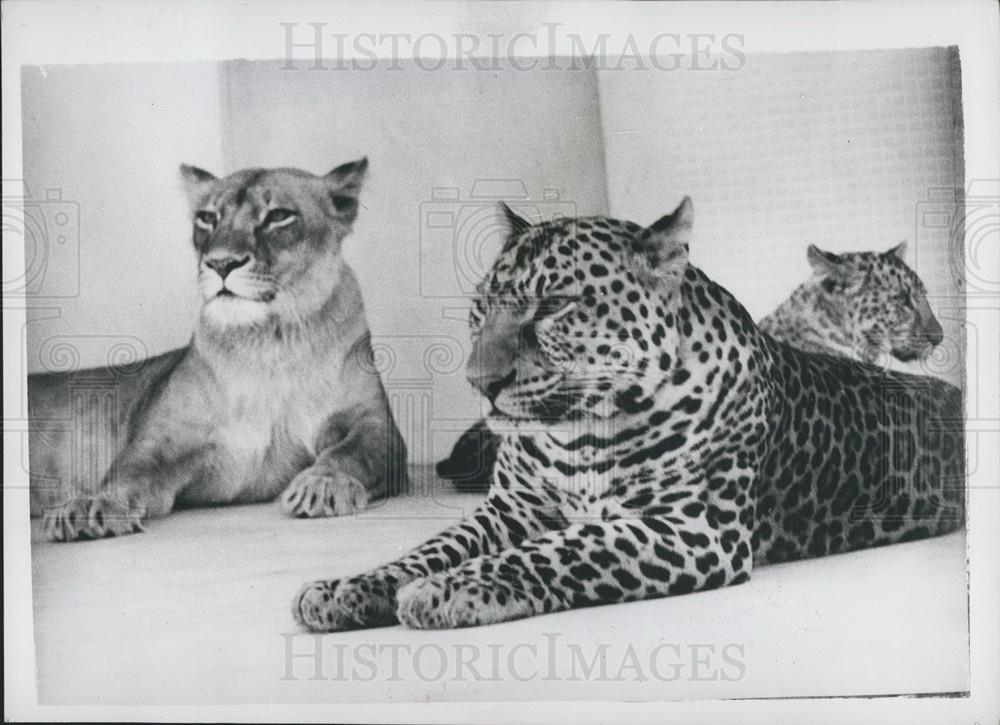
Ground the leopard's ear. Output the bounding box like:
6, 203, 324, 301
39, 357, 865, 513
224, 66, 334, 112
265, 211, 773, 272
496, 202, 533, 260
883, 240, 907, 260
179, 164, 217, 208
807, 244, 844, 275
324, 157, 368, 222
638, 196, 692, 290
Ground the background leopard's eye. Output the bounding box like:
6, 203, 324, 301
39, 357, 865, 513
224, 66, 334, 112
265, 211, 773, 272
520, 320, 539, 347
264, 208, 297, 228
194, 210, 217, 230
468, 301, 487, 333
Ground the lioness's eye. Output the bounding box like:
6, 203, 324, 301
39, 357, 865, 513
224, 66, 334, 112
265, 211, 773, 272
194, 210, 217, 230
264, 208, 297, 228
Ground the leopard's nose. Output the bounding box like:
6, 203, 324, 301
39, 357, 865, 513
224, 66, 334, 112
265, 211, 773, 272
466, 314, 520, 402
467, 335, 515, 402
925, 319, 944, 347
471, 369, 516, 403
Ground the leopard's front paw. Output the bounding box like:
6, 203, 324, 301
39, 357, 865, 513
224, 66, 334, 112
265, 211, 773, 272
396, 573, 536, 630
293, 574, 398, 632
43, 496, 146, 542
281, 466, 369, 518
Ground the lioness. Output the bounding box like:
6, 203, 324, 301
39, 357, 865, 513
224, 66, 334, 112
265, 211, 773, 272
31, 158, 407, 541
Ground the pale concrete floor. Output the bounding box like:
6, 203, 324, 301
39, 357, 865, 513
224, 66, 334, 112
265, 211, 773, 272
30, 466, 968, 704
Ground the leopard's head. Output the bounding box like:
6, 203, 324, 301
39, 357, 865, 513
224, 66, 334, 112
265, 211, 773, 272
807, 242, 944, 363
179, 158, 367, 330
466, 199, 692, 422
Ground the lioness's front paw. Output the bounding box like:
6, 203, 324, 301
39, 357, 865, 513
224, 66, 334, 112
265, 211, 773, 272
43, 496, 146, 542
281, 466, 369, 518
396, 573, 536, 630
292, 575, 398, 632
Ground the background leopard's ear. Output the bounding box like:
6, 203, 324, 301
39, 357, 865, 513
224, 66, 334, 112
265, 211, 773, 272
637, 196, 692, 290
807, 244, 845, 275
496, 202, 533, 258
179, 164, 217, 209
324, 157, 368, 222
499, 202, 532, 237
883, 240, 907, 260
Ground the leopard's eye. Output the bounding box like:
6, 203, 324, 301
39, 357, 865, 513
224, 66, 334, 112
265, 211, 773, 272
194, 210, 218, 230
263, 208, 297, 228
545, 299, 578, 323
533, 300, 578, 344
469, 300, 487, 329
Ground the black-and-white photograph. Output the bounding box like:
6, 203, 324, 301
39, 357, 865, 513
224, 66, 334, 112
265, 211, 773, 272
4, 2, 999, 722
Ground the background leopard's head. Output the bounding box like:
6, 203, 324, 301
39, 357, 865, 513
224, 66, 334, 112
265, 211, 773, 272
179, 158, 367, 330
465, 199, 692, 422
807, 242, 944, 363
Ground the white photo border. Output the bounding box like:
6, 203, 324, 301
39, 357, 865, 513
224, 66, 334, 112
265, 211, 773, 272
3, 1, 998, 722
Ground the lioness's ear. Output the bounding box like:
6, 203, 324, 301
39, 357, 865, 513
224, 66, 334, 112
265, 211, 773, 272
324, 157, 368, 221
807, 244, 844, 275
636, 196, 692, 290
179, 164, 217, 208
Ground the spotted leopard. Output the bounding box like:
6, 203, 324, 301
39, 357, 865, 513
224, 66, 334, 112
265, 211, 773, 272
758, 242, 944, 365
294, 199, 964, 631
438, 241, 948, 490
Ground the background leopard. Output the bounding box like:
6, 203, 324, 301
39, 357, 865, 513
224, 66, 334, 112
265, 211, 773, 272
759, 241, 944, 364
293, 199, 964, 631
439, 240, 947, 491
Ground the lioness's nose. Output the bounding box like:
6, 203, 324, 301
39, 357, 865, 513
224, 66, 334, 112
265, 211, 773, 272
204, 254, 251, 280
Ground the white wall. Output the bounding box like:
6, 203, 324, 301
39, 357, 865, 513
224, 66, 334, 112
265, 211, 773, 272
598, 47, 964, 386
21, 62, 226, 372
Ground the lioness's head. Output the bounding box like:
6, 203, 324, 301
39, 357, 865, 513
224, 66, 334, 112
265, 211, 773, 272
179, 158, 367, 329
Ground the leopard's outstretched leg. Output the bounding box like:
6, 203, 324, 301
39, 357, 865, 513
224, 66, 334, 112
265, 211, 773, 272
395, 512, 752, 629
293, 486, 569, 631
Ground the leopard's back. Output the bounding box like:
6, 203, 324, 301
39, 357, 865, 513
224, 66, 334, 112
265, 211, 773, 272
754, 337, 964, 564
